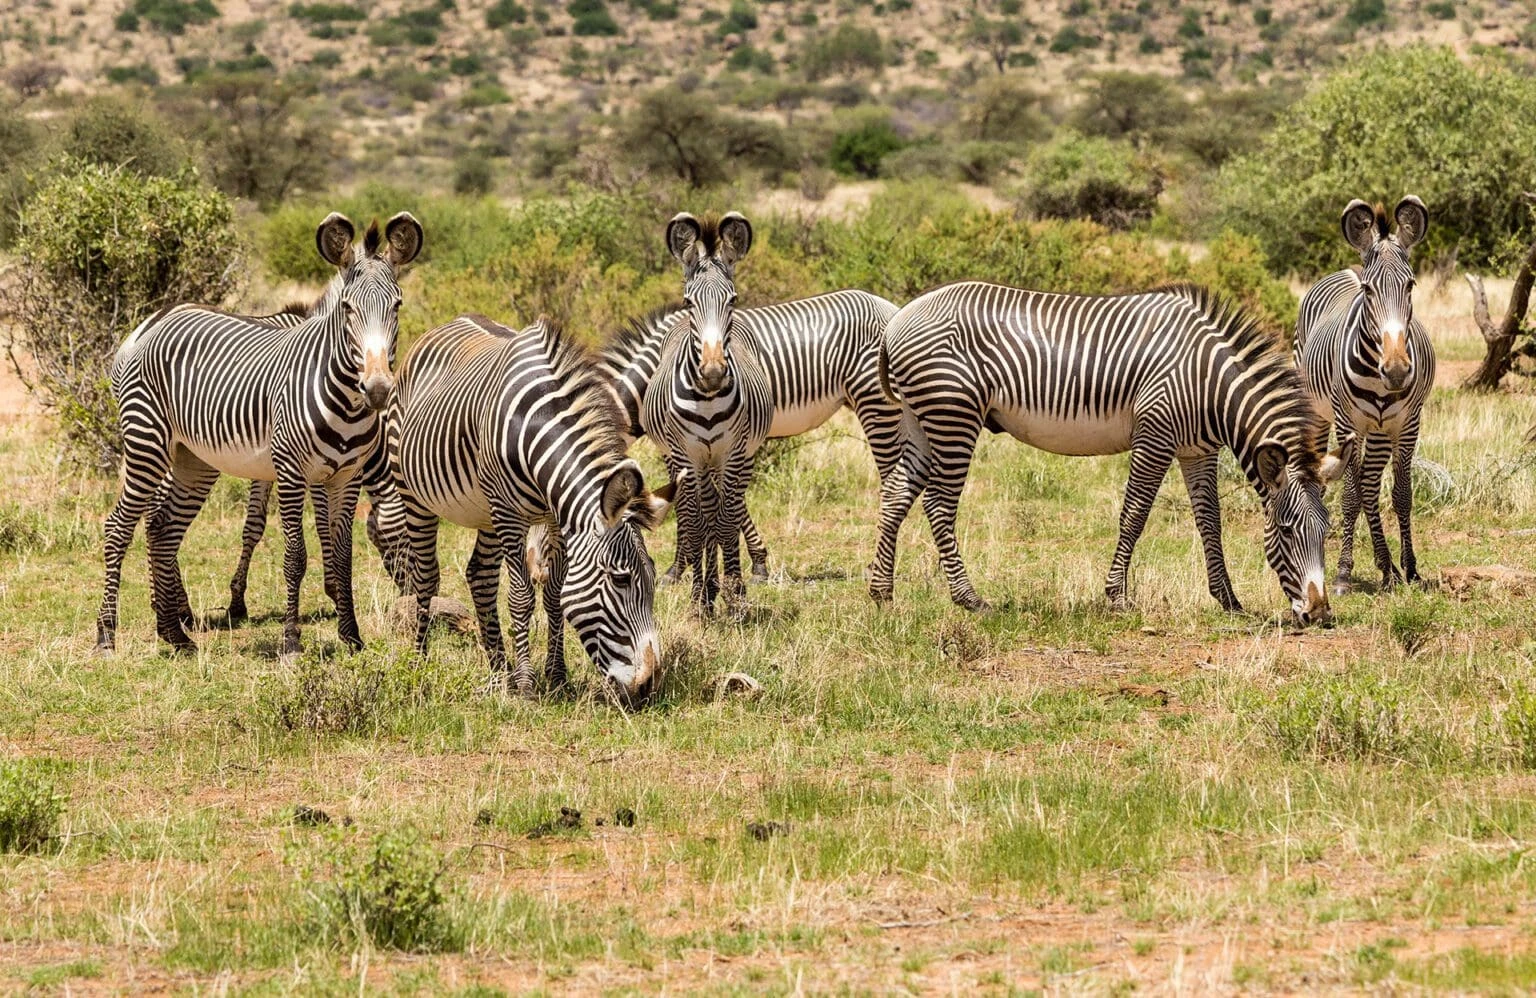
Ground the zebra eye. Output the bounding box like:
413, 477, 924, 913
611, 570, 632, 587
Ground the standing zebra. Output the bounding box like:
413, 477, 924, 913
389, 315, 673, 699
875, 282, 1347, 623
96, 211, 422, 659
1295, 197, 1434, 593
641, 212, 773, 618
598, 289, 904, 584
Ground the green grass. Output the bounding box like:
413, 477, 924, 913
4, 307, 1536, 989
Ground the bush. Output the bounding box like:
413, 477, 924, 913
828, 118, 904, 178
569, 0, 620, 35
720, 0, 756, 35
1017, 131, 1164, 230
486, 0, 527, 27
57, 96, 191, 180
288, 1, 364, 21
0, 761, 64, 854
962, 73, 1047, 143
452, 153, 495, 195
2, 162, 241, 469
1216, 47, 1536, 274
1269, 677, 1410, 762
104, 63, 161, 86
1049, 25, 1099, 52
118, 0, 220, 35
621, 85, 798, 186
308, 828, 459, 952
1387, 590, 1441, 657
178, 74, 330, 205
1071, 72, 1189, 145
263, 645, 480, 736
799, 23, 885, 80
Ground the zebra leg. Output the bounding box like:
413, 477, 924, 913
227, 480, 271, 625
366, 489, 410, 594
1357, 433, 1401, 588
542, 541, 568, 693
916, 414, 986, 612
146, 458, 220, 651
719, 457, 756, 621
660, 458, 693, 586
1393, 426, 1421, 584
1178, 452, 1241, 612
1333, 443, 1364, 594
402, 493, 442, 662
868, 439, 928, 605
274, 474, 311, 662
1104, 441, 1176, 611
741, 509, 770, 583
464, 529, 507, 684
687, 472, 719, 618
494, 518, 537, 696
324, 479, 364, 652
97, 414, 173, 653
311, 485, 342, 610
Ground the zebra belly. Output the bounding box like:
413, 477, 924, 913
987, 406, 1133, 456
768, 396, 842, 439
180, 438, 276, 482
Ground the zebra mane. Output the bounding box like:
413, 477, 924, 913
1370, 203, 1391, 239
600, 302, 686, 367
529, 316, 628, 460
1155, 282, 1328, 477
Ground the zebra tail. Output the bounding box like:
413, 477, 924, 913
876, 335, 932, 465
876, 338, 899, 406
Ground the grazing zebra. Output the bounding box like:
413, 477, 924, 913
641, 212, 773, 618
875, 282, 1348, 623
1295, 197, 1434, 593
389, 315, 673, 699
598, 289, 904, 584
96, 211, 422, 659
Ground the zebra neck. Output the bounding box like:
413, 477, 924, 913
544, 463, 613, 538
309, 301, 370, 418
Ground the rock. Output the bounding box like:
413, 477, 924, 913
390, 595, 476, 635
1440, 565, 1536, 600
710, 671, 764, 701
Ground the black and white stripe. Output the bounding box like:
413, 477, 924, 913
599, 289, 903, 583
1295, 197, 1434, 592
875, 281, 1346, 622
95, 212, 422, 659
388, 315, 673, 699
640, 212, 774, 619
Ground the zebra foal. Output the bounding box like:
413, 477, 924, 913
1295, 197, 1434, 594
389, 315, 673, 699
96, 211, 422, 659
875, 282, 1347, 622
641, 212, 773, 618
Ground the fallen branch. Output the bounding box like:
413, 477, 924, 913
872, 912, 973, 930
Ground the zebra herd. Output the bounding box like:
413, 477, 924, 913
94, 196, 1434, 700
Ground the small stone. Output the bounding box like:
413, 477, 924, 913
710, 672, 764, 701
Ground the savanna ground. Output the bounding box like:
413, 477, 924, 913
5, 274, 1536, 994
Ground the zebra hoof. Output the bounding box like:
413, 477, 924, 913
659, 566, 684, 587
749, 562, 770, 584
1331, 580, 1353, 597
955, 595, 992, 613
93, 639, 115, 658
227, 598, 248, 625
868, 585, 893, 605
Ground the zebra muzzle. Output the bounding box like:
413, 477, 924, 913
363, 374, 393, 410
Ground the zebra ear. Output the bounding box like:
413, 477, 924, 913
666, 213, 702, 266
1394, 196, 1428, 251
1254, 441, 1290, 491
717, 211, 753, 265
383, 211, 424, 267
1320, 435, 1355, 485
600, 459, 646, 526
630, 481, 673, 531
316, 213, 356, 269
1340, 199, 1378, 255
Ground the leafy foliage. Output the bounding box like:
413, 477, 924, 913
2, 163, 241, 469
799, 24, 885, 80
828, 118, 905, 178
1017, 131, 1164, 230
0, 761, 64, 854
1216, 46, 1536, 274
306, 828, 459, 951
116, 0, 219, 34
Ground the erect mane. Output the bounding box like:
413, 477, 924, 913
1154, 283, 1328, 478
1371, 202, 1391, 239
691, 214, 726, 258
600, 301, 686, 366
530, 315, 627, 459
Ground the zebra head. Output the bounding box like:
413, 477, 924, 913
562, 459, 675, 702
315, 211, 424, 411
666, 211, 753, 394
1341, 197, 1427, 392
1256, 437, 1352, 626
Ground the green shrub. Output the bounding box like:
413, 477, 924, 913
1216, 46, 1536, 274
621, 85, 798, 186
1269, 677, 1411, 762
720, 0, 756, 34
262, 645, 479, 736
288, 1, 364, 21
1387, 590, 1441, 657
1425, 1, 1455, 18
308, 828, 459, 952
180, 74, 330, 205
3, 163, 240, 469
0, 760, 64, 854
1049, 25, 1098, 52
486, 0, 527, 27
117, 0, 219, 35
1071, 72, 1189, 145
459, 83, 511, 107
1177, 230, 1298, 335
962, 73, 1047, 143
799, 23, 885, 80
1502, 687, 1536, 770
1017, 131, 1163, 230
569, 0, 620, 35
727, 44, 775, 73
828, 118, 904, 178
58, 95, 192, 179
452, 153, 495, 195
104, 63, 160, 86
1344, 0, 1386, 27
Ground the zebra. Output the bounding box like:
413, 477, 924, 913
1295, 197, 1434, 594
388, 314, 673, 699
874, 282, 1349, 623
597, 289, 904, 585
640, 212, 774, 618
95, 211, 422, 660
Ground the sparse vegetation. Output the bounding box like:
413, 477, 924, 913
0, 761, 64, 854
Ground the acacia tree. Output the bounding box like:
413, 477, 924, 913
968, 18, 1023, 73
185, 74, 330, 205
1464, 196, 1536, 392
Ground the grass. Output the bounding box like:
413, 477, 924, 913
4, 273, 1536, 989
